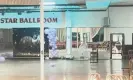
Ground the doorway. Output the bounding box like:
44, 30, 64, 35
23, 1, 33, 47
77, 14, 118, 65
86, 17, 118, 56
110, 33, 125, 59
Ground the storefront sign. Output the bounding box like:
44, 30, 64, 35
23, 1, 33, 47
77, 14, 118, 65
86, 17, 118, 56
0, 18, 58, 23
0, 12, 64, 28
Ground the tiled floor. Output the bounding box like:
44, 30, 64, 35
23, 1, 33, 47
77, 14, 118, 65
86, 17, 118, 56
0, 48, 114, 59
0, 49, 130, 80
0, 59, 129, 80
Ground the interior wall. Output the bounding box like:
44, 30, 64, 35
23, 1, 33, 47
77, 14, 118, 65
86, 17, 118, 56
104, 7, 133, 45
0, 29, 13, 50
0, 30, 3, 41
109, 7, 133, 28
3, 29, 13, 43
104, 27, 133, 45
0, 11, 107, 28
3, 29, 13, 48
2, 7, 133, 45
0, 30, 3, 49
71, 11, 108, 28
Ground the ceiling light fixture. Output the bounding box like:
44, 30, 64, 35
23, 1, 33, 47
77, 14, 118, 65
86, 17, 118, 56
44, 2, 55, 5
39, 2, 55, 5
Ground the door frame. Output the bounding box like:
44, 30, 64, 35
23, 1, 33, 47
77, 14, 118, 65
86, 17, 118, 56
110, 33, 125, 59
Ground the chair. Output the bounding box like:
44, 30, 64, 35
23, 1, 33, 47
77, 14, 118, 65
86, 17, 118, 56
90, 44, 98, 63
88, 73, 101, 80
122, 50, 133, 78
106, 74, 128, 80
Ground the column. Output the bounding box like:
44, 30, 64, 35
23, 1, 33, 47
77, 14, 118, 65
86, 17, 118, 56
80, 28, 83, 43
66, 28, 72, 55
40, 0, 44, 80
65, 11, 73, 58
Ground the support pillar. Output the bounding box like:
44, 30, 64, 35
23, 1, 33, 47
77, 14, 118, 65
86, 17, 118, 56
40, 0, 44, 80
80, 28, 84, 43
65, 27, 73, 58
66, 28, 72, 55
65, 11, 73, 59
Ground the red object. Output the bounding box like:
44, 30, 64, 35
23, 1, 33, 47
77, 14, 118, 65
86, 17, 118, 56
56, 42, 66, 49
72, 41, 81, 48
56, 41, 81, 49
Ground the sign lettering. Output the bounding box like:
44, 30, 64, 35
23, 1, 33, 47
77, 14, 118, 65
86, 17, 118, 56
0, 18, 58, 23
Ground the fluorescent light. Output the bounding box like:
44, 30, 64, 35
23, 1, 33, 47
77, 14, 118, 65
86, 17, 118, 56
39, 2, 55, 5
44, 2, 55, 5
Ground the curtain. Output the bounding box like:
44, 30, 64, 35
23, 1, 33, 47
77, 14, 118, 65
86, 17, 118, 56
91, 27, 101, 39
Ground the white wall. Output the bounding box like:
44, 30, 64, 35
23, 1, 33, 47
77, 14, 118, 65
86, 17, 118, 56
104, 7, 133, 45
109, 7, 133, 28
104, 27, 133, 45
71, 11, 108, 28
